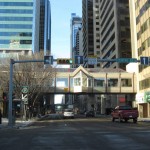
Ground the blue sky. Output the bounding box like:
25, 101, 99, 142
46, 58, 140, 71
50, 0, 82, 59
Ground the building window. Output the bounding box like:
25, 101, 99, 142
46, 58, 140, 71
96, 51, 100, 55
147, 37, 150, 47
95, 5, 99, 8
96, 16, 99, 19
96, 28, 99, 31
96, 33, 100, 37
139, 77, 150, 90
141, 40, 146, 51
96, 45, 100, 48
96, 39, 100, 42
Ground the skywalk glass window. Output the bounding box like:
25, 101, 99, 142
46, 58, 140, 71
88, 79, 92, 87
82, 77, 87, 87
74, 78, 81, 86
94, 78, 105, 87
121, 79, 132, 87
70, 78, 73, 88
56, 78, 68, 87
108, 78, 118, 87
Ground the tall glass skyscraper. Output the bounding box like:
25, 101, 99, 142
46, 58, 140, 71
0, 0, 51, 55
70, 13, 82, 62
39, 0, 51, 55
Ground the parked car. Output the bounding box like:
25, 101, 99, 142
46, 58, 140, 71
85, 111, 95, 117
111, 105, 139, 123
63, 109, 74, 119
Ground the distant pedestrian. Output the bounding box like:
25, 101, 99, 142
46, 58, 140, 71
0, 109, 2, 124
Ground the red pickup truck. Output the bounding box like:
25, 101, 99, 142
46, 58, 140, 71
111, 105, 139, 123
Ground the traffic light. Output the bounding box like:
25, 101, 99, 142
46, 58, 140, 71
57, 58, 73, 64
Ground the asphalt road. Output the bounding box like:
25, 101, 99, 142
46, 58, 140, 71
0, 117, 150, 150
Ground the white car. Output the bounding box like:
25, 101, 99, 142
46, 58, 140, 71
63, 109, 74, 119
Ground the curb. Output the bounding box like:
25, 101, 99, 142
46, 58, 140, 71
0, 118, 35, 129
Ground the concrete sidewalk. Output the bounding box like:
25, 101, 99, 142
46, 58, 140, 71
138, 117, 150, 122
0, 118, 34, 129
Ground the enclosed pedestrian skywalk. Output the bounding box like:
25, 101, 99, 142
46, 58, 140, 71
50, 66, 137, 94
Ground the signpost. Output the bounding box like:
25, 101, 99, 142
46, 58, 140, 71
44, 56, 53, 64
21, 86, 28, 120
22, 86, 28, 104
75, 56, 83, 64
116, 58, 137, 63
140, 57, 149, 65
88, 56, 97, 65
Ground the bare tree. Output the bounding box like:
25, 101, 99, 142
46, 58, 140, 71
0, 52, 56, 108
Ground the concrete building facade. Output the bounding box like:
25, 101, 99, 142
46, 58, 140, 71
130, 0, 150, 118
99, 0, 132, 70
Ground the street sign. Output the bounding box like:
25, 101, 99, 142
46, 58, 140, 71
116, 58, 137, 63
22, 94, 28, 100
75, 56, 83, 64
22, 86, 28, 104
140, 57, 149, 65
44, 55, 53, 65
88, 56, 97, 65
21, 86, 28, 94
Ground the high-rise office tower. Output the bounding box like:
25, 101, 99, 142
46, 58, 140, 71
99, 0, 132, 70
82, 0, 132, 70
74, 27, 83, 68
93, 0, 101, 68
75, 27, 83, 57
39, 0, 51, 55
0, 0, 51, 56
70, 13, 82, 66
82, 0, 94, 68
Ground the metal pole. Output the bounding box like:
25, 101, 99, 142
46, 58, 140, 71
8, 59, 14, 127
